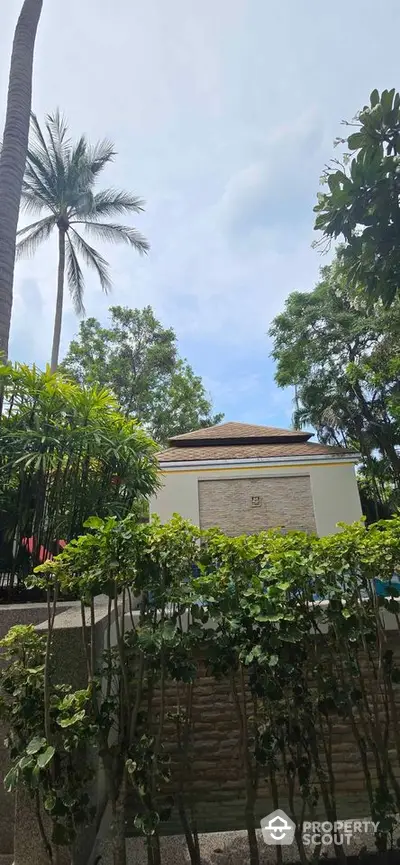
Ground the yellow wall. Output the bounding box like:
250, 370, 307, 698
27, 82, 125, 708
150, 461, 362, 537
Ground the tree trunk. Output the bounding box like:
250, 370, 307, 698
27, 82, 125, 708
0, 0, 43, 360
50, 228, 66, 372
111, 789, 127, 865
245, 801, 260, 865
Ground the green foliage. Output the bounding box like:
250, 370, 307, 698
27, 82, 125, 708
270, 255, 400, 510
314, 88, 400, 305
34, 513, 206, 864
61, 305, 223, 445
0, 362, 159, 578
9, 515, 400, 863
0, 625, 97, 851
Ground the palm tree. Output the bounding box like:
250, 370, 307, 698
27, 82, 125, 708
0, 0, 43, 361
17, 111, 149, 371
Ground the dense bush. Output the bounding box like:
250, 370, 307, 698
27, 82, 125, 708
0, 363, 158, 590
2, 515, 400, 865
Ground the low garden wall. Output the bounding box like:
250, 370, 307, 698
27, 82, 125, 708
4, 603, 399, 861
0, 601, 110, 865
2, 515, 400, 865
125, 614, 400, 835
0, 602, 82, 859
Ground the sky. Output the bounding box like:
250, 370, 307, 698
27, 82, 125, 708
1, 0, 400, 430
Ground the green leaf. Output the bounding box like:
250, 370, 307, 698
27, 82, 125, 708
4, 766, 18, 792
26, 736, 47, 755
18, 755, 34, 771
58, 710, 85, 728
37, 745, 55, 769
381, 88, 395, 115
268, 654, 279, 667
347, 132, 365, 150
370, 89, 379, 107
61, 792, 77, 808
134, 814, 144, 831
83, 516, 104, 529
44, 793, 57, 812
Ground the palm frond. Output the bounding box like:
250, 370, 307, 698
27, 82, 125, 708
27, 113, 59, 202
79, 221, 149, 254
30, 113, 54, 174
20, 189, 48, 216
44, 110, 70, 197
22, 148, 58, 211
68, 228, 112, 293
89, 189, 145, 218
66, 235, 85, 315
16, 217, 56, 259
25, 149, 59, 206
86, 139, 116, 176
64, 136, 91, 202
46, 110, 69, 150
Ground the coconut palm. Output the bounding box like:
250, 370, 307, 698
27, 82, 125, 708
0, 0, 43, 360
17, 111, 149, 371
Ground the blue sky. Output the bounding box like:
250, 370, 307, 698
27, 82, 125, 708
1, 0, 399, 429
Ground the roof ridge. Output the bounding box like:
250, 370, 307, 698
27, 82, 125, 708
169, 421, 312, 445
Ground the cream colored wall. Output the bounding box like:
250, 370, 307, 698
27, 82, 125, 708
151, 469, 201, 525
149, 461, 362, 537
309, 462, 362, 536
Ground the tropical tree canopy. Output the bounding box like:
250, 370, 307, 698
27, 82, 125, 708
62, 305, 223, 445
0, 0, 43, 360
0, 363, 158, 579
269, 256, 400, 509
17, 111, 149, 369
314, 88, 400, 306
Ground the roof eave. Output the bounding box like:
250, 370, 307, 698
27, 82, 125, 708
158, 453, 361, 470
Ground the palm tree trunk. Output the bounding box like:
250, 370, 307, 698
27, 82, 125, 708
0, 0, 43, 360
50, 229, 66, 372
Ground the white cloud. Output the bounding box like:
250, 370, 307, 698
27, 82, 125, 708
3, 0, 400, 425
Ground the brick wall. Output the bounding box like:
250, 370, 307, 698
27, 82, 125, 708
127, 633, 400, 836
198, 475, 316, 535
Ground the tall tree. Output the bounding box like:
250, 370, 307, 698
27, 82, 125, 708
0, 0, 43, 360
314, 88, 400, 306
270, 257, 400, 489
16, 111, 149, 371
62, 305, 223, 445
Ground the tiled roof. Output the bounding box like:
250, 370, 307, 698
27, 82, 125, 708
158, 441, 356, 464
169, 421, 312, 444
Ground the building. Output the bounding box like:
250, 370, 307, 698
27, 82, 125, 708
150, 421, 362, 537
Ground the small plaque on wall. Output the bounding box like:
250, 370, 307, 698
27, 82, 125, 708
251, 496, 261, 508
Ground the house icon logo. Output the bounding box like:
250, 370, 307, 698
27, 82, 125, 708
260, 809, 296, 845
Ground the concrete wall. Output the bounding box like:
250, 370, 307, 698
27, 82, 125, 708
0, 602, 78, 858
0, 600, 110, 865
150, 461, 362, 537
310, 462, 363, 535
